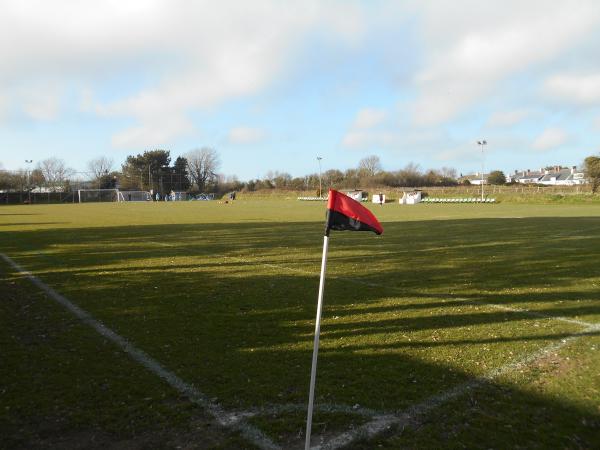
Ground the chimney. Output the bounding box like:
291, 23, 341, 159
571, 166, 576, 174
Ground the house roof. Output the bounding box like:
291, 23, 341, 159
512, 171, 544, 181
538, 168, 578, 182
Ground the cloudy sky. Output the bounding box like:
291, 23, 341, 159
1, 0, 600, 179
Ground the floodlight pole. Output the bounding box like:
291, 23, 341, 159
305, 233, 330, 450
25, 159, 33, 204
148, 162, 153, 193
317, 156, 323, 198
477, 140, 487, 201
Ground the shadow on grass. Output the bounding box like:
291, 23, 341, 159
1, 216, 599, 447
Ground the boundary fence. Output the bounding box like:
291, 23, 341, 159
0, 191, 78, 205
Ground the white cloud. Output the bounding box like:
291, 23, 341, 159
0, 0, 366, 143
21, 90, 60, 121
112, 115, 193, 148
411, 1, 600, 125
543, 73, 600, 105
3, 0, 600, 164
487, 109, 532, 127
352, 108, 387, 129
228, 127, 266, 145
0, 93, 8, 121
342, 130, 399, 149
342, 107, 393, 148
434, 147, 478, 162
532, 127, 568, 151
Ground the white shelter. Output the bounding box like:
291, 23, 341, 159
372, 193, 386, 204
400, 191, 422, 205
345, 190, 366, 201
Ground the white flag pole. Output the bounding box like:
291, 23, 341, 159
305, 234, 330, 450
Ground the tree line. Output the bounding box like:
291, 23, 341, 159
2, 150, 599, 195
0, 148, 222, 195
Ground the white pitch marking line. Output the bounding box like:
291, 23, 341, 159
0, 253, 280, 450
477, 301, 596, 329
316, 324, 600, 450
230, 402, 382, 420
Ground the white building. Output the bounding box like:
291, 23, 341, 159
509, 166, 586, 185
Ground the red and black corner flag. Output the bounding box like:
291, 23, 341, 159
305, 189, 382, 450
325, 189, 383, 235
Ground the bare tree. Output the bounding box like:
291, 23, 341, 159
440, 166, 457, 179
87, 156, 114, 179
358, 155, 382, 177
37, 157, 73, 191
185, 147, 220, 192
397, 162, 422, 186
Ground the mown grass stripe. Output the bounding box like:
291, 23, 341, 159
217, 254, 599, 330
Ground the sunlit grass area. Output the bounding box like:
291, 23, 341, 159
1, 201, 599, 448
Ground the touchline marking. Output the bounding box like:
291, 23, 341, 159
315, 324, 600, 450
0, 253, 279, 450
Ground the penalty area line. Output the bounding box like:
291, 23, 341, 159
0, 253, 280, 450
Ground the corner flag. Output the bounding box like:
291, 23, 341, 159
326, 189, 383, 235
305, 189, 383, 449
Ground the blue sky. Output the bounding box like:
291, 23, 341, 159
1, 0, 600, 179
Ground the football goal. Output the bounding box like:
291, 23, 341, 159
77, 189, 152, 203
77, 189, 119, 203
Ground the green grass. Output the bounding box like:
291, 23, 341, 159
1, 201, 600, 448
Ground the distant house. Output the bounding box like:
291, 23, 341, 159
459, 173, 489, 185
509, 169, 544, 184
509, 166, 586, 185
538, 166, 586, 185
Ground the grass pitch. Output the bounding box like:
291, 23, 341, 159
1, 200, 600, 449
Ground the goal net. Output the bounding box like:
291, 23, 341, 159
78, 189, 119, 203
117, 191, 152, 202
